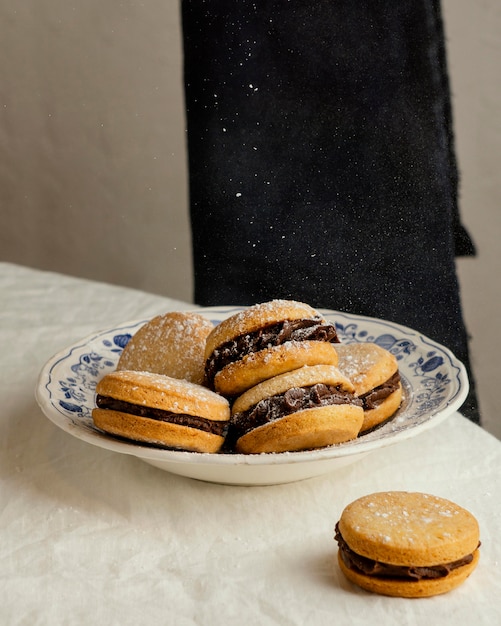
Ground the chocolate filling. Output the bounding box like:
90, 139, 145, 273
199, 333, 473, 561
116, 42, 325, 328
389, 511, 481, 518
360, 371, 401, 410
334, 523, 475, 580
95, 395, 227, 437
226, 383, 362, 451
205, 317, 340, 388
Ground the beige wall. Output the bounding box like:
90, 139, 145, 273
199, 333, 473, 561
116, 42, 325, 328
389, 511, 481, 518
0, 2, 192, 300
1, 2, 499, 438
443, 1, 501, 439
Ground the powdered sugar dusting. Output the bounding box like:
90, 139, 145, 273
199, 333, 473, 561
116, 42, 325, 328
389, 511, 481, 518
106, 370, 228, 410
220, 299, 318, 337
241, 339, 314, 365
348, 491, 477, 548
337, 352, 376, 384
117, 312, 213, 384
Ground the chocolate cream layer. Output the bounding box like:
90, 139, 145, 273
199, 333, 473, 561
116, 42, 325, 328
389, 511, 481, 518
226, 383, 362, 450
205, 317, 340, 387
96, 395, 227, 436
359, 371, 401, 410
335, 523, 475, 580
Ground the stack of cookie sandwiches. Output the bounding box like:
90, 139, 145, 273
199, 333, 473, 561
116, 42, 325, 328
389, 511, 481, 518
204, 300, 365, 453
92, 311, 231, 453
92, 299, 403, 454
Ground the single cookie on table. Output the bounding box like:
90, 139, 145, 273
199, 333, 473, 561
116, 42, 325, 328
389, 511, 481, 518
204, 299, 340, 397
335, 491, 480, 598
92, 370, 230, 453
116, 311, 214, 385
335, 342, 402, 432
228, 364, 364, 453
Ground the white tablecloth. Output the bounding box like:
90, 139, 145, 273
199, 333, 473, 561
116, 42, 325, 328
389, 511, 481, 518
1, 262, 500, 625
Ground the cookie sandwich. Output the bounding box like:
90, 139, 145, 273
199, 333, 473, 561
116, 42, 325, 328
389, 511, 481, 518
92, 370, 230, 453
117, 311, 214, 385
335, 491, 480, 597
228, 365, 364, 453
336, 343, 402, 432
204, 299, 340, 397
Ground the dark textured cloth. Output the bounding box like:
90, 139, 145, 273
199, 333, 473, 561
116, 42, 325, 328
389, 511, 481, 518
182, 0, 479, 422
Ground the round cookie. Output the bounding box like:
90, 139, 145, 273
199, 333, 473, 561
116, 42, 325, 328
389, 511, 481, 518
204, 299, 340, 397
117, 311, 214, 385
92, 370, 230, 453
229, 365, 364, 453
335, 491, 480, 597
215, 341, 340, 399
336, 343, 402, 432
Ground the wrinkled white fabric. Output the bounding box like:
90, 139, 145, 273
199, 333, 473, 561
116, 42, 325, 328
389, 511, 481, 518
1, 263, 500, 625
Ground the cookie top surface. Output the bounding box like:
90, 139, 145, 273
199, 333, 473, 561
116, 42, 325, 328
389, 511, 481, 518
96, 370, 230, 421
338, 491, 479, 567
336, 343, 398, 395
204, 299, 324, 358
117, 311, 214, 384
232, 364, 355, 414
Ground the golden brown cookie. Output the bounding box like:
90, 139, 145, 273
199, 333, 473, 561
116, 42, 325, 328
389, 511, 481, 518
92, 370, 230, 453
336, 343, 402, 432
204, 300, 340, 397
117, 311, 214, 385
229, 365, 364, 453
335, 491, 480, 597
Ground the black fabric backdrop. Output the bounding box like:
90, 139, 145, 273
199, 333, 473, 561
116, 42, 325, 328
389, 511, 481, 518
182, 0, 479, 422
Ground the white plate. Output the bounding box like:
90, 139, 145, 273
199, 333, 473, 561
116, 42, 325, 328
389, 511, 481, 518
36, 307, 468, 486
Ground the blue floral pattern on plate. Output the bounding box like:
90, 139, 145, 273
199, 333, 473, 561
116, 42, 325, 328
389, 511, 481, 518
35, 307, 468, 484
56, 332, 133, 418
